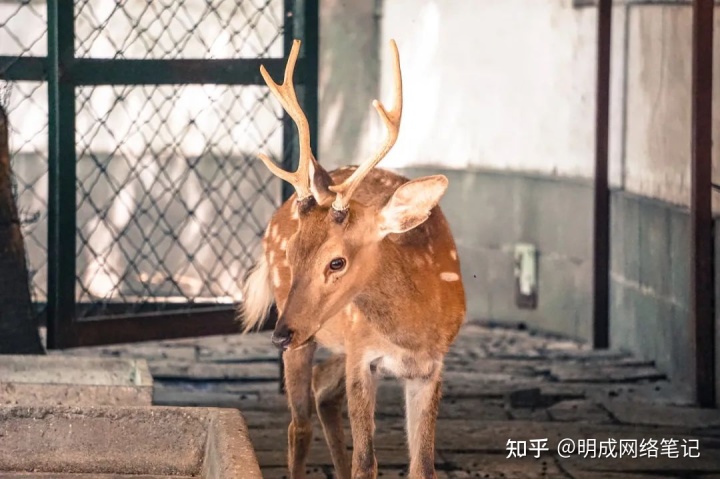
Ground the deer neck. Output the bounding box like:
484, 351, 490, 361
352, 241, 424, 349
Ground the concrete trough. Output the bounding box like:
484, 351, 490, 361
0, 405, 262, 478
0, 355, 153, 406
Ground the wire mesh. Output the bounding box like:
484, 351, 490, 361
75, 0, 283, 59
1, 0, 290, 320
1, 1, 49, 310
0, 1, 47, 57
75, 83, 282, 317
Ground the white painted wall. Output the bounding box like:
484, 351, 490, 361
316, 0, 380, 170
372, 1, 720, 211
622, 6, 720, 211
375, 0, 599, 178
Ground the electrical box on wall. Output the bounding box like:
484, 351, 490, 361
514, 243, 537, 309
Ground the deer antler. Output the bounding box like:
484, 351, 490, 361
329, 40, 403, 211
257, 40, 314, 200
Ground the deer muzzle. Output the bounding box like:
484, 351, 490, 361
271, 319, 294, 350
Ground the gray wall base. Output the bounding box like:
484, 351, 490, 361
396, 166, 703, 403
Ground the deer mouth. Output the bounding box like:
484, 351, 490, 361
286, 332, 315, 351
285, 324, 324, 352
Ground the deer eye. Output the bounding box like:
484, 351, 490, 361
328, 258, 346, 272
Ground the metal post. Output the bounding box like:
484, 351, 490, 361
281, 0, 298, 204
593, 0, 612, 349
303, 0, 319, 161
691, 0, 715, 408
47, 0, 77, 349
276, 0, 297, 394
276, 0, 319, 393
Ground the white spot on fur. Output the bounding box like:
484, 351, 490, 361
440, 272, 459, 282
343, 304, 358, 324
272, 267, 282, 288
279, 238, 288, 251
270, 224, 279, 239
450, 249, 457, 260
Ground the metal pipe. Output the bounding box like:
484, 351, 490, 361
276, 0, 319, 393
303, 0, 320, 163
593, 0, 612, 349
46, 0, 76, 349
690, 0, 715, 408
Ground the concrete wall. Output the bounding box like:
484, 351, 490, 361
360, 1, 719, 403
623, 5, 720, 211
395, 164, 695, 400
400, 166, 594, 343
375, 2, 720, 209
317, 0, 380, 170
376, 0, 599, 177
609, 191, 694, 399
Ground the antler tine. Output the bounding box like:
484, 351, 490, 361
257, 39, 314, 200
329, 40, 403, 211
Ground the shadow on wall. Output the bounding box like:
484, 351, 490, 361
318, 0, 380, 170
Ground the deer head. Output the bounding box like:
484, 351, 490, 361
257, 40, 449, 350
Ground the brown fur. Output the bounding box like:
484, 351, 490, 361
247, 165, 466, 479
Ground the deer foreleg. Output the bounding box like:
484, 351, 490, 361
404, 373, 442, 479
283, 343, 317, 479
346, 358, 378, 479
312, 354, 351, 479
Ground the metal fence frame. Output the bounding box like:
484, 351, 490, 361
0, 0, 318, 348
592, 0, 716, 407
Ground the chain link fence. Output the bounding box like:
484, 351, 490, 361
0, 1, 49, 312
1, 0, 292, 323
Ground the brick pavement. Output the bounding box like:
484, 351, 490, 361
53, 322, 720, 478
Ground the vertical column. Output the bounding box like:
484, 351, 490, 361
593, 0, 612, 349
302, 0, 319, 162
279, 0, 319, 186
281, 0, 297, 204
691, 0, 715, 408
277, 0, 319, 392
277, 0, 297, 393
47, 0, 76, 349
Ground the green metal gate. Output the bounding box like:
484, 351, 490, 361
0, 0, 317, 348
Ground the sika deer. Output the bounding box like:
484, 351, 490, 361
242, 39, 466, 479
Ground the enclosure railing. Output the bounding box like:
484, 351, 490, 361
0, 0, 318, 348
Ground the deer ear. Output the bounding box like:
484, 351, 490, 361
308, 159, 335, 207
377, 175, 449, 238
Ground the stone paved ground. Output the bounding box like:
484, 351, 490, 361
53, 321, 720, 478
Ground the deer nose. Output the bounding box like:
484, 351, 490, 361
271, 321, 294, 350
